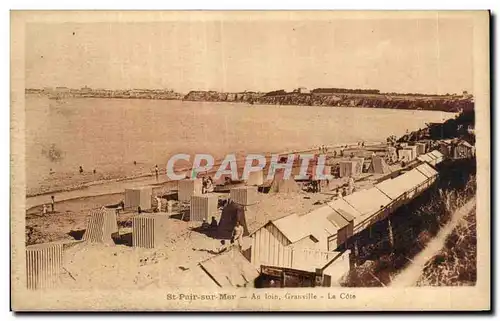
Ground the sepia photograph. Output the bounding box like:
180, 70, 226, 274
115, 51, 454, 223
10, 10, 490, 311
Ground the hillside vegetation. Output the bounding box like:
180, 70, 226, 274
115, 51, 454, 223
183, 90, 473, 113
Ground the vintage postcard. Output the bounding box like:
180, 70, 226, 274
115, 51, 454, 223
10, 11, 490, 311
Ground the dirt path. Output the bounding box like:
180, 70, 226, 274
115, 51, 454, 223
389, 196, 476, 287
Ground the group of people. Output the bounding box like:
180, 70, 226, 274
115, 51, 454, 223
198, 220, 245, 255
318, 145, 329, 153
42, 195, 56, 215
78, 166, 97, 174
215, 221, 245, 254
200, 216, 219, 231
202, 176, 214, 194
309, 179, 322, 193
335, 175, 356, 198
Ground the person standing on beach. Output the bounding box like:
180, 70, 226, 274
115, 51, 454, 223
206, 176, 214, 193
79, 166, 84, 174
155, 196, 162, 212
202, 177, 207, 194
50, 195, 55, 213
210, 216, 218, 229
118, 200, 125, 213
42, 204, 47, 215
347, 175, 355, 195
232, 221, 244, 251
155, 165, 159, 182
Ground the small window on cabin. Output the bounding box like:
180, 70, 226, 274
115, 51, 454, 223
310, 236, 319, 243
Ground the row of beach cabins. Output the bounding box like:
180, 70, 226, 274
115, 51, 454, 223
24, 138, 475, 290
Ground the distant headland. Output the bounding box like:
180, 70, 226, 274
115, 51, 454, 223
25, 86, 474, 113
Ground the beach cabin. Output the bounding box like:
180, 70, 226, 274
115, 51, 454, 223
26, 242, 64, 290
177, 179, 203, 202
326, 199, 360, 249
83, 207, 118, 244
452, 141, 475, 159
375, 166, 435, 211
124, 187, 153, 210
398, 149, 413, 163
416, 142, 427, 155
132, 214, 169, 248
401, 146, 417, 161
408, 146, 418, 159
230, 186, 258, 206
338, 160, 361, 177
438, 140, 453, 158
351, 157, 364, 173
257, 251, 351, 288
190, 194, 219, 222
250, 205, 345, 272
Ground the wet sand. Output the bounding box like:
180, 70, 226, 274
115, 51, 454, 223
27, 142, 386, 210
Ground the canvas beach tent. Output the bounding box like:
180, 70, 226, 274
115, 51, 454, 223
268, 168, 300, 193
367, 156, 391, 174
217, 201, 250, 239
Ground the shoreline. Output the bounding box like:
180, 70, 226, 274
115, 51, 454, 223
26, 141, 385, 207
26, 92, 472, 114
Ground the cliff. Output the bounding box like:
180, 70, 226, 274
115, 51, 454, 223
28, 87, 474, 113
183, 91, 265, 103
183, 91, 473, 113
397, 109, 475, 143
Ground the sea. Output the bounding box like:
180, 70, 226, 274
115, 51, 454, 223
25, 94, 456, 192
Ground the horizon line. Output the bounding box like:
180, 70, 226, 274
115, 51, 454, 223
25, 86, 472, 97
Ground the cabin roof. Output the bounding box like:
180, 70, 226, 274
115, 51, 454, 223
417, 154, 433, 163
198, 248, 259, 288
458, 141, 474, 148
272, 214, 309, 243
343, 187, 392, 217
429, 150, 444, 163
327, 211, 350, 229
272, 204, 341, 244
375, 168, 429, 201
327, 199, 362, 220
415, 163, 438, 178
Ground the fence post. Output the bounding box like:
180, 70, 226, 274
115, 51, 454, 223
388, 218, 394, 248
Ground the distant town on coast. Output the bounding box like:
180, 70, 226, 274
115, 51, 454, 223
26, 86, 474, 113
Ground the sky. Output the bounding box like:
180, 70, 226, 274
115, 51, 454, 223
25, 16, 474, 94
